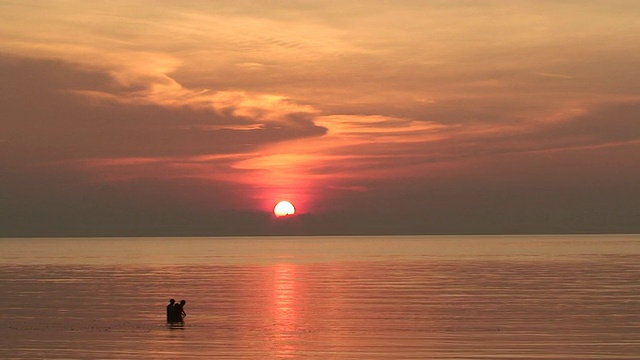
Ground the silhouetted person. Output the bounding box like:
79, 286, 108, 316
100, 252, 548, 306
167, 299, 176, 322
174, 300, 186, 322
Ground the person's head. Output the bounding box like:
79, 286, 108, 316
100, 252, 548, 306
180, 300, 186, 305
169, 299, 175, 304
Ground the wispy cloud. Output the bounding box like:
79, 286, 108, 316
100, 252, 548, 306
535, 72, 574, 79
2, 1, 640, 234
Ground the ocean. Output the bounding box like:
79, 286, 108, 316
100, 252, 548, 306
1, 235, 639, 359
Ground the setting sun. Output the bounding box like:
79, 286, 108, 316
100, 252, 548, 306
274, 201, 296, 217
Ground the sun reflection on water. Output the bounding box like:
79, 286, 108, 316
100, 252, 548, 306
272, 262, 297, 358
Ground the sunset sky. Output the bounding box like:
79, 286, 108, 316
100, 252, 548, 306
2, 1, 639, 236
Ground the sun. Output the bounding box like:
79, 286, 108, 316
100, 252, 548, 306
274, 201, 296, 217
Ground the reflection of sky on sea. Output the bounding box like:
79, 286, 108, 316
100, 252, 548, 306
3, 235, 640, 265
1, 235, 640, 359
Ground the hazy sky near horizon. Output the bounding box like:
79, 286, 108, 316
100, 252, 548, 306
1, 1, 639, 236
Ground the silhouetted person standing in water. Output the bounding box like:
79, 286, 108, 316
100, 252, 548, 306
167, 299, 176, 322
175, 300, 186, 322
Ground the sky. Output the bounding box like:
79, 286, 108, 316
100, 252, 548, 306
1, 0, 639, 236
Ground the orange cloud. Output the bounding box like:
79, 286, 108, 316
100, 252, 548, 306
2, 1, 640, 234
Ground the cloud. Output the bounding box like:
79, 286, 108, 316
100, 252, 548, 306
3, 52, 639, 219
535, 72, 574, 80
0, 55, 325, 161
2, 1, 640, 235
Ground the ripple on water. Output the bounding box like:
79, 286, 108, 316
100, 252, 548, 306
1, 235, 640, 359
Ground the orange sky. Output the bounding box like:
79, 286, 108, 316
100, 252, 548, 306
1, 1, 639, 236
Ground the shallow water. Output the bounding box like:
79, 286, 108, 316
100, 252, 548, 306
1, 235, 639, 359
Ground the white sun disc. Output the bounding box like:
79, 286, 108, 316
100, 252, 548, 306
274, 201, 295, 217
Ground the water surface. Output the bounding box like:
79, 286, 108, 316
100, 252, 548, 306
1, 235, 639, 359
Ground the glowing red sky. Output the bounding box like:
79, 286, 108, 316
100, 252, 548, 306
1, 1, 639, 236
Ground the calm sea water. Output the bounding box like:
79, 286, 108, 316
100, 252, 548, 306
1, 235, 639, 359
